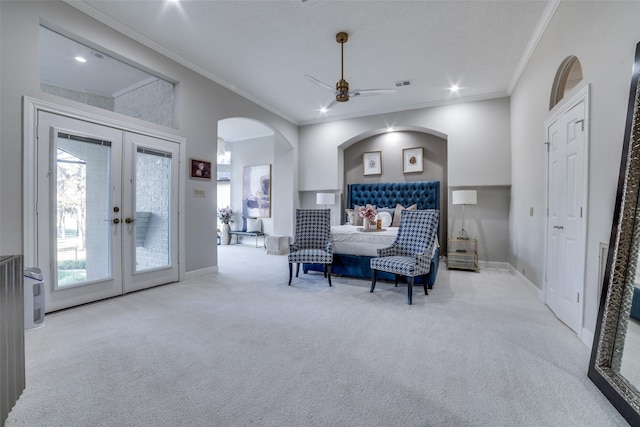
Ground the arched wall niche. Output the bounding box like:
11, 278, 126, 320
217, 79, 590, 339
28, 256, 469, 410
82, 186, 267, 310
340, 126, 448, 246
217, 117, 295, 238
550, 55, 583, 110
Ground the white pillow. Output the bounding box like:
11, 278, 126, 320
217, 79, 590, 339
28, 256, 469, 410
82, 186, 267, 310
375, 211, 393, 228
246, 218, 262, 232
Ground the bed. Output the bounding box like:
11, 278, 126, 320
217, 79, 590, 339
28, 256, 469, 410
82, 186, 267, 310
303, 181, 441, 288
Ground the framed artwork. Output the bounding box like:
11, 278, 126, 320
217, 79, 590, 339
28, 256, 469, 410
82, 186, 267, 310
242, 164, 271, 218
363, 151, 382, 175
403, 147, 423, 173
190, 158, 211, 180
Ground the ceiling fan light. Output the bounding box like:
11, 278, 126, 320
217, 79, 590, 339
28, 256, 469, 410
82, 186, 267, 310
336, 79, 349, 102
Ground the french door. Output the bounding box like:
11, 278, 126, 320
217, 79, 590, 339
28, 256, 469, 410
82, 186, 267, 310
36, 112, 180, 312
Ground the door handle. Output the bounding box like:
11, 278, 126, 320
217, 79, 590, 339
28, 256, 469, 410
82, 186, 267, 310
125, 218, 134, 224
553, 225, 564, 230
113, 218, 121, 224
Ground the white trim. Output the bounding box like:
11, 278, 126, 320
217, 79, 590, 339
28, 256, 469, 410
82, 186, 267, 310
581, 328, 594, 349
184, 266, 218, 280
23, 96, 187, 282
509, 264, 544, 302
508, 0, 561, 94
542, 83, 590, 335
478, 261, 510, 270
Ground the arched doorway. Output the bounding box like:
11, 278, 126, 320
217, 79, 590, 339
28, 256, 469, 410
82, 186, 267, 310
217, 117, 294, 247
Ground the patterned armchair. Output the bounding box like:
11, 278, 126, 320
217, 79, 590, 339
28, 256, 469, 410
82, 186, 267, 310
370, 210, 439, 304
288, 209, 333, 286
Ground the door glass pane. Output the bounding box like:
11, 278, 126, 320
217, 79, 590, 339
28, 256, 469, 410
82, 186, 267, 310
56, 133, 112, 287
135, 147, 172, 272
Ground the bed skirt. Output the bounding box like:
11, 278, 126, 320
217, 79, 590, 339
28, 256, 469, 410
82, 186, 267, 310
302, 248, 440, 288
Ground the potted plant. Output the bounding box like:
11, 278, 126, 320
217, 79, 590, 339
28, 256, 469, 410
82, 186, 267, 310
217, 206, 236, 245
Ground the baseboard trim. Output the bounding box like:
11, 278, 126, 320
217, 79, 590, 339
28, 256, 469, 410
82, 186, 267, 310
479, 261, 510, 270
509, 264, 544, 302
581, 328, 594, 349
185, 266, 218, 280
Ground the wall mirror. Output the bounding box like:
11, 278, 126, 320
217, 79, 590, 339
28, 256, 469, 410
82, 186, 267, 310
589, 42, 640, 425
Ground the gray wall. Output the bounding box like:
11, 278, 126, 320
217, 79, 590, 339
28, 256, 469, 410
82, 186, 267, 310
0, 1, 298, 274
299, 97, 512, 264
342, 130, 449, 252
229, 135, 275, 237
510, 1, 640, 336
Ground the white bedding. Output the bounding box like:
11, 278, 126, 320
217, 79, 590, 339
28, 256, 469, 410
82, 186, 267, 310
331, 225, 440, 258
331, 225, 398, 256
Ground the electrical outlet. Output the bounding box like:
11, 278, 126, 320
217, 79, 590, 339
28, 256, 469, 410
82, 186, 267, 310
193, 188, 205, 198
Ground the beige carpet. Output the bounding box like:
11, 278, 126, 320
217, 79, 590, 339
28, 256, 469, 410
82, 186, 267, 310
6, 245, 627, 426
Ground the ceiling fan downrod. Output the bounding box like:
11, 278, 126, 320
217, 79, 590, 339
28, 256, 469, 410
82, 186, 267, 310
336, 31, 349, 102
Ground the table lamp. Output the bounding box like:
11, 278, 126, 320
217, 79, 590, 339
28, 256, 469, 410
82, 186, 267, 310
452, 190, 477, 240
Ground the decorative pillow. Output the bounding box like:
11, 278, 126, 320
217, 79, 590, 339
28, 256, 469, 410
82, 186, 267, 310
377, 207, 395, 223
391, 203, 417, 227
344, 209, 357, 226
375, 211, 393, 228
246, 218, 262, 232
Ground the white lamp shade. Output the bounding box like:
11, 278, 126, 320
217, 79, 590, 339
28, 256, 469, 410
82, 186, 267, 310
452, 190, 477, 205
316, 193, 336, 205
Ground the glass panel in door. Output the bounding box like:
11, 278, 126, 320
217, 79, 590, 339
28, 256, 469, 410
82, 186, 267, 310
134, 147, 172, 273
55, 134, 112, 288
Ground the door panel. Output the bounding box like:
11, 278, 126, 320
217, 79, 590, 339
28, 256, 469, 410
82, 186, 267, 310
122, 132, 180, 293
545, 100, 585, 333
38, 112, 123, 312
37, 113, 180, 312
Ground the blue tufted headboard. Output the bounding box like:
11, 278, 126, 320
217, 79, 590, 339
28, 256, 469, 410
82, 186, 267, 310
347, 181, 440, 212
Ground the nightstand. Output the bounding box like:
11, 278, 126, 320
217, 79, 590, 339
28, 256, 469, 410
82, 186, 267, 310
447, 238, 479, 272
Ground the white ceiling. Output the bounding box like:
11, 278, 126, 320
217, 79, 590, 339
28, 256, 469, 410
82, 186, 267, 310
62, 0, 553, 139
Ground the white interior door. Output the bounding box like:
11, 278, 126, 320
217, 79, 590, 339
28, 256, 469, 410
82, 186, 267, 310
36, 112, 180, 312
545, 100, 586, 333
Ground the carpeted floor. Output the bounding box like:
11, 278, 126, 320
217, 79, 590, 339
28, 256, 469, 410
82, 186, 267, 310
5, 245, 628, 426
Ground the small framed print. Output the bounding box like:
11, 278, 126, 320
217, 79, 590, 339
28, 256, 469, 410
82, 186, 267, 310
190, 158, 212, 180
363, 151, 382, 176
403, 147, 423, 174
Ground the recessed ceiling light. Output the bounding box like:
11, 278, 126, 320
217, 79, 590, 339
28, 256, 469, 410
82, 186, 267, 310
74, 56, 87, 63
387, 127, 394, 133
450, 85, 460, 92
320, 107, 328, 113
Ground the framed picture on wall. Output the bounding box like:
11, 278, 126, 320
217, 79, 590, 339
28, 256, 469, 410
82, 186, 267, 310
242, 164, 271, 218
403, 147, 423, 174
190, 158, 211, 180
363, 151, 382, 175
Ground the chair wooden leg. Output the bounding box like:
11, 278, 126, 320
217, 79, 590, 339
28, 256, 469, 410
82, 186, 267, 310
407, 277, 414, 305
326, 264, 332, 286
288, 263, 293, 285
394, 274, 399, 287
296, 263, 301, 277
422, 274, 428, 295
370, 270, 377, 292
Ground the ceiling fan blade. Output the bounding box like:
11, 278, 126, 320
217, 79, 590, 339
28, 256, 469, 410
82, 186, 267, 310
350, 88, 396, 97
305, 75, 336, 93
324, 98, 338, 110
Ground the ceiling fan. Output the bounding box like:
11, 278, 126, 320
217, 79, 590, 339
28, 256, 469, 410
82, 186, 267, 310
305, 32, 396, 110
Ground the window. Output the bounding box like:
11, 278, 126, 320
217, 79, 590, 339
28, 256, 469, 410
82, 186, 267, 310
39, 26, 176, 127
